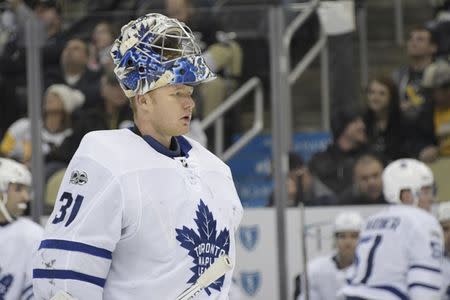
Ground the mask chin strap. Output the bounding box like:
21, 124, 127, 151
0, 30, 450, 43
0, 191, 13, 223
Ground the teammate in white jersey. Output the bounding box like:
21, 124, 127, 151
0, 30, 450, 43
341, 158, 444, 300
32, 13, 243, 300
437, 202, 450, 300
297, 211, 363, 300
0, 158, 43, 300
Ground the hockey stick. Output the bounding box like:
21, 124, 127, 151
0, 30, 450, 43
49, 255, 233, 300
299, 201, 310, 300
50, 291, 78, 300
175, 255, 233, 300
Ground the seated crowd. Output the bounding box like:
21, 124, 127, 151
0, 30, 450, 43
0, 0, 449, 209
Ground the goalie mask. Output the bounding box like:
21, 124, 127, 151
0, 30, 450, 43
0, 158, 31, 222
382, 158, 435, 206
111, 13, 216, 98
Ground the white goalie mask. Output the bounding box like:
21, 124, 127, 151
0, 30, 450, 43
382, 158, 434, 205
0, 158, 31, 222
111, 13, 215, 98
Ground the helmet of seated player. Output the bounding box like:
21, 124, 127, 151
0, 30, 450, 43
382, 158, 435, 206
110, 13, 216, 98
0, 158, 31, 222
334, 211, 364, 233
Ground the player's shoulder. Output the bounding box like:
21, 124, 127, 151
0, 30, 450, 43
184, 136, 232, 177
383, 205, 442, 234
309, 254, 336, 273
74, 128, 142, 169
390, 205, 438, 223
11, 218, 44, 241
79, 128, 134, 151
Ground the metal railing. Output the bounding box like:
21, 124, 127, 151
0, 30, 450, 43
199, 77, 264, 161
394, 0, 404, 46
284, 0, 330, 133
357, 1, 369, 89
26, 18, 44, 223
270, 2, 330, 299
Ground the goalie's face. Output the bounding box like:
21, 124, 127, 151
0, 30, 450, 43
138, 84, 195, 146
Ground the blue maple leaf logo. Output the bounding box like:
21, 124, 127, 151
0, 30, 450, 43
0, 273, 13, 300
176, 200, 230, 295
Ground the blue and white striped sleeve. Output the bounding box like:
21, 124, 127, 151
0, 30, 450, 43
32, 155, 124, 300
22, 224, 44, 300
407, 219, 444, 300
20, 284, 34, 300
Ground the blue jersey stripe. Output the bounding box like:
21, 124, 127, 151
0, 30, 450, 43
409, 264, 441, 273
25, 294, 33, 300
33, 269, 106, 288
39, 239, 112, 259
372, 285, 409, 300
408, 282, 441, 291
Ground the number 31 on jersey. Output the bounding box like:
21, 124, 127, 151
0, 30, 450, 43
52, 192, 84, 227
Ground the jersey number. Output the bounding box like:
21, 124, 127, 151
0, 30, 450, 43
352, 235, 383, 284
52, 192, 84, 227
430, 241, 442, 259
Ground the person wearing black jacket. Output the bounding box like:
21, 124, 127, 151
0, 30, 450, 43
338, 154, 388, 205
363, 76, 408, 162
308, 109, 369, 196
45, 38, 102, 109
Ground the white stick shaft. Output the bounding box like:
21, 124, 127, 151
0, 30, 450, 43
50, 291, 78, 300
176, 255, 233, 300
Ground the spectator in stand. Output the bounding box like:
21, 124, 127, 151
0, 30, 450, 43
267, 151, 336, 207
363, 76, 407, 162
46, 38, 102, 109
392, 27, 438, 162
0, 0, 66, 135
1, 0, 64, 74
88, 21, 115, 72
47, 71, 133, 165
422, 60, 450, 157
308, 109, 368, 196
339, 154, 387, 205
0, 84, 84, 174
427, 0, 450, 60
429, 0, 450, 17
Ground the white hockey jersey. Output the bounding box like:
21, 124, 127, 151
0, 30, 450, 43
341, 205, 444, 300
298, 254, 350, 300
0, 218, 43, 300
32, 129, 243, 300
442, 256, 450, 300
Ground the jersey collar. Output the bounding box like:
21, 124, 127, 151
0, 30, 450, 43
129, 126, 192, 158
